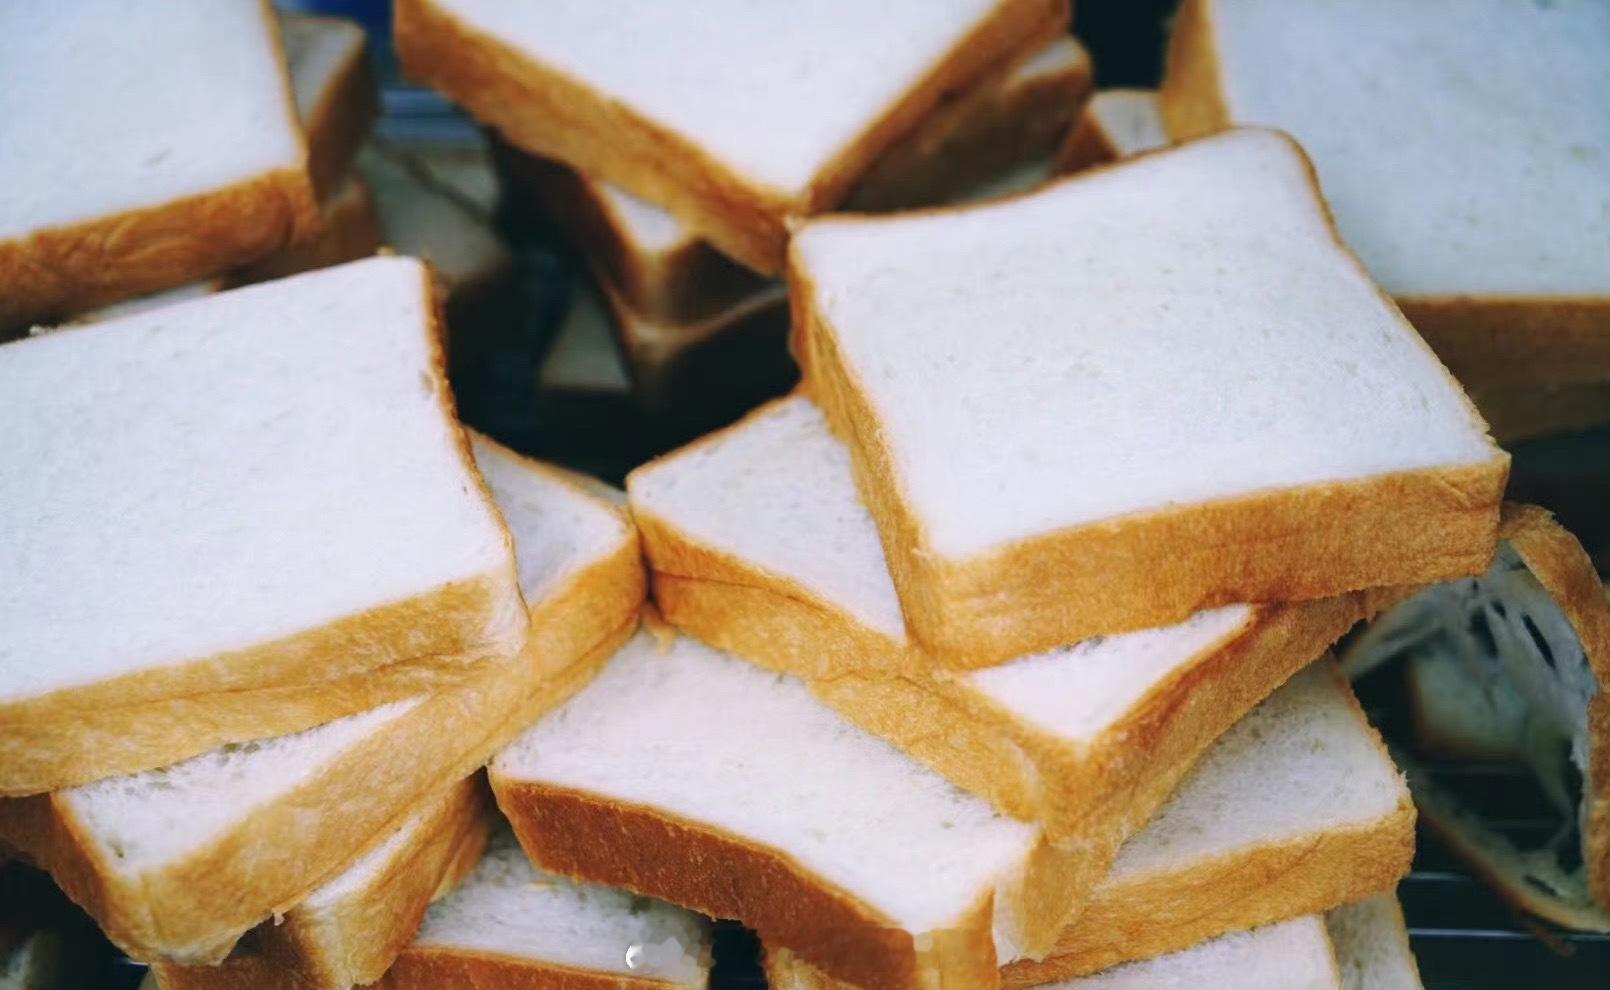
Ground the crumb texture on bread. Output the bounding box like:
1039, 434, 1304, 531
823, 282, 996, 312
1325, 894, 1424, 990
792, 128, 1506, 660
0, 1, 318, 325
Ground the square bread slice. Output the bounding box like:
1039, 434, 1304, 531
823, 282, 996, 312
230, 173, 382, 285
394, 0, 1068, 274
767, 664, 1412, 989
791, 128, 1509, 665
489, 628, 1069, 990
0, 0, 319, 329
768, 915, 1344, 990
1056, 89, 1167, 172
278, 12, 377, 199
629, 395, 1373, 853
1162, 0, 1610, 389
375, 824, 711, 990
147, 776, 491, 990
0, 258, 526, 795
0, 437, 644, 963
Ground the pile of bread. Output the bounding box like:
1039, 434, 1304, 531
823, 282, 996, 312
2, 2, 1607, 989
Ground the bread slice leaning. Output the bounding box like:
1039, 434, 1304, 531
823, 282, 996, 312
373, 823, 711, 990
490, 627, 1074, 990
0, 258, 527, 795
768, 915, 1345, 990
790, 128, 1508, 666
0, 436, 645, 963
146, 776, 491, 990
629, 396, 1373, 861
278, 11, 378, 199
394, 0, 1068, 274
1326, 894, 1425, 990
1340, 504, 1610, 929
0, 0, 319, 330
1055, 89, 1166, 172
1160, 0, 1610, 390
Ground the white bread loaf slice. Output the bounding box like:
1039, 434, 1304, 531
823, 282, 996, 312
490, 628, 1071, 990
0, 435, 645, 963
279, 12, 377, 199
1326, 894, 1424, 990
374, 824, 711, 989
768, 916, 1344, 990
791, 128, 1508, 666
395, 0, 1067, 274
1162, 0, 1610, 389
494, 33, 1087, 326
766, 664, 1411, 988
147, 776, 490, 990
630, 395, 1373, 857
1340, 504, 1610, 930
1056, 89, 1166, 171
998, 662, 1412, 985
0, 0, 319, 330
0, 257, 525, 795
539, 279, 632, 398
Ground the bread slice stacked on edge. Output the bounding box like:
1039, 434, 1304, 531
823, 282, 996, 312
1160, 0, 1610, 432
629, 395, 1377, 893
1055, 89, 1166, 171
790, 128, 1507, 665
1340, 504, 1610, 931
0, 1, 320, 332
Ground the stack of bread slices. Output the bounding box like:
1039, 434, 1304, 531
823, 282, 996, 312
4, 3, 1609, 989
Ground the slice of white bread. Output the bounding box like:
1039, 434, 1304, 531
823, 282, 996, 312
490, 628, 1071, 990
1326, 894, 1425, 990
396, 0, 1068, 274
374, 824, 711, 989
629, 395, 1373, 856
1161, 0, 1610, 389
279, 12, 377, 199
0, 257, 526, 795
1056, 89, 1167, 172
1340, 504, 1610, 930
768, 915, 1344, 990
494, 33, 1087, 327
790, 128, 1508, 666
539, 279, 632, 398
998, 663, 1413, 986
0, 0, 319, 330
147, 776, 490, 990
0, 435, 645, 962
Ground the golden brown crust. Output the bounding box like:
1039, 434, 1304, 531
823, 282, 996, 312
1157, 0, 1229, 142
1500, 504, 1610, 909
396, 0, 1067, 274
845, 27, 1089, 211
0, 268, 525, 796
789, 131, 1508, 667
378, 946, 693, 990
490, 779, 998, 990
1400, 296, 1610, 389
295, 19, 380, 200
1161, 1, 1610, 390
231, 176, 383, 285
1472, 380, 1610, 444
0, 168, 320, 333
0, 481, 643, 962
147, 777, 492, 990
